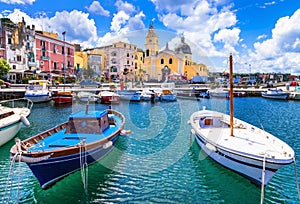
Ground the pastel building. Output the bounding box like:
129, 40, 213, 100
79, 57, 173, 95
35, 31, 75, 78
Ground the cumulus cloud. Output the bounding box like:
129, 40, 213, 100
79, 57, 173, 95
251, 8, 300, 72
115, 0, 135, 14
159, 0, 238, 59
85, 1, 110, 17
0, 0, 35, 5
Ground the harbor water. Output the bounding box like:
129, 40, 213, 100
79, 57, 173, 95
0, 97, 299, 203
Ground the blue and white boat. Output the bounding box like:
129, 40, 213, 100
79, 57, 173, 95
0, 98, 32, 146
118, 90, 141, 102
10, 107, 126, 190
188, 54, 295, 187
25, 80, 52, 103
262, 88, 289, 100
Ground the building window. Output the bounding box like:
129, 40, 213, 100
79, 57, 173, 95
169, 58, 172, 64
8, 37, 12, 44
68, 47, 71, 55
127, 53, 129, 57
53, 62, 57, 70
17, 55, 22, 62
53, 44, 56, 53
146, 50, 149, 57
26, 34, 29, 40
62, 46, 65, 54
161, 59, 164, 64
111, 52, 117, 57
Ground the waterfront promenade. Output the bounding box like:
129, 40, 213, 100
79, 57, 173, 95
0, 82, 299, 100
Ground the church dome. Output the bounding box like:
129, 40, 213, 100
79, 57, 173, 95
175, 37, 192, 54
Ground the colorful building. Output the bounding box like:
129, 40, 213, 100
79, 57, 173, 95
35, 31, 75, 79
144, 23, 209, 81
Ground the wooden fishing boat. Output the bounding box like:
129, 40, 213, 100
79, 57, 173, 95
188, 54, 295, 187
10, 107, 126, 190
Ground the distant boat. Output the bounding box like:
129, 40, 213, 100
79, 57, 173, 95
52, 90, 74, 104
118, 90, 141, 102
209, 88, 229, 98
232, 91, 247, 97
188, 54, 295, 187
25, 80, 52, 103
0, 98, 32, 146
10, 107, 126, 190
175, 88, 210, 100
77, 91, 100, 103
98, 91, 120, 104
262, 88, 289, 100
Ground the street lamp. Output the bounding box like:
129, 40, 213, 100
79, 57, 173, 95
62, 31, 66, 87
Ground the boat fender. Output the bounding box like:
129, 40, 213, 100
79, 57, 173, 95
20, 115, 30, 127
190, 129, 195, 135
120, 129, 131, 136
205, 143, 217, 152
14, 153, 53, 163
103, 141, 113, 149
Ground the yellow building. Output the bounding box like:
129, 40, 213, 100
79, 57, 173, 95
144, 24, 209, 81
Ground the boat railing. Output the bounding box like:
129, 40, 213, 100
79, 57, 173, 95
0, 98, 33, 110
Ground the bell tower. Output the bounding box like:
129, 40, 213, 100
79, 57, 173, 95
144, 23, 159, 80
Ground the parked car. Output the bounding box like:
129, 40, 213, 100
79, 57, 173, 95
79, 79, 101, 88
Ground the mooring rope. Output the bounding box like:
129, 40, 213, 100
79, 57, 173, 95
293, 157, 300, 200
260, 155, 266, 204
79, 139, 88, 192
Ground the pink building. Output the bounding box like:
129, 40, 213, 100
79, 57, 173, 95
35, 31, 75, 78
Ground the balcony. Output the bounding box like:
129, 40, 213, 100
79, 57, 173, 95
41, 56, 50, 60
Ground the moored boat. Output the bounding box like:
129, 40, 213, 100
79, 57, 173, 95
52, 90, 74, 104
209, 88, 229, 98
10, 107, 126, 190
0, 98, 33, 146
77, 91, 100, 103
98, 91, 120, 104
25, 80, 52, 103
188, 54, 295, 187
175, 88, 210, 100
118, 90, 141, 102
262, 88, 289, 100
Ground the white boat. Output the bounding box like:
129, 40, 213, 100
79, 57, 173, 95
262, 88, 289, 100
0, 98, 33, 146
188, 54, 295, 187
209, 88, 229, 98
25, 80, 52, 103
138, 89, 160, 102
77, 91, 100, 103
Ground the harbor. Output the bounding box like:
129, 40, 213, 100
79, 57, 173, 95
0, 96, 299, 203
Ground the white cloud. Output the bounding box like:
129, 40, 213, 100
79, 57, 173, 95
115, 0, 135, 14
0, 0, 35, 5
85, 1, 110, 17
110, 10, 130, 32
250, 8, 300, 73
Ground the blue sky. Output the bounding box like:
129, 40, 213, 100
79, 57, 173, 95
1, 0, 300, 74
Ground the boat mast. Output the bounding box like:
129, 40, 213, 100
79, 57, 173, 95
229, 53, 234, 136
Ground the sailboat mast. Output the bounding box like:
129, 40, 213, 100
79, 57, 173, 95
229, 53, 234, 136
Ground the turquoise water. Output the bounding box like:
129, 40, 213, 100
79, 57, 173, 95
0, 97, 299, 203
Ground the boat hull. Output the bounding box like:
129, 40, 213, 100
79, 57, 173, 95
262, 93, 289, 100
26, 134, 119, 189
0, 122, 22, 146
194, 132, 289, 186
52, 92, 73, 104
25, 94, 52, 103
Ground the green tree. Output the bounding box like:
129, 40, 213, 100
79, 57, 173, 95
0, 58, 10, 79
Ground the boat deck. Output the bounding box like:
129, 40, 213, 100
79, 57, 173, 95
28, 116, 121, 152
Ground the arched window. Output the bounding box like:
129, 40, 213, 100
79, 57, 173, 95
161, 59, 164, 64
169, 58, 172, 64
146, 49, 150, 57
